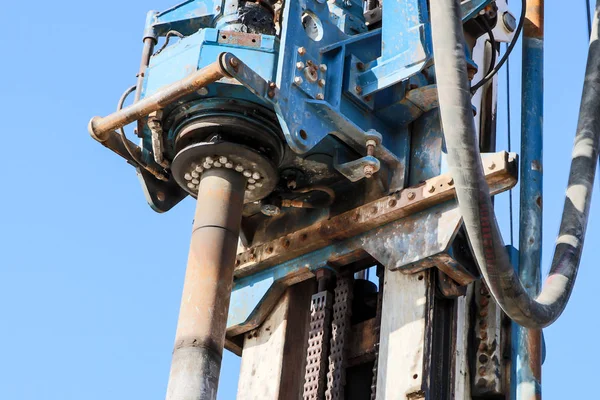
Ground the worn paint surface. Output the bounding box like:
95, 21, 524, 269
516, 0, 544, 398
376, 270, 429, 400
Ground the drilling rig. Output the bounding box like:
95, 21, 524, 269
88, 0, 600, 398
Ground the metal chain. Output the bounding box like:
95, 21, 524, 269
325, 275, 354, 400
303, 291, 333, 400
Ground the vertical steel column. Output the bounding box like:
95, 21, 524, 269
516, 0, 544, 399
166, 168, 246, 400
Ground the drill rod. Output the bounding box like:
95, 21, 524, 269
166, 168, 246, 400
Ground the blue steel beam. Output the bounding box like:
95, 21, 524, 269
515, 0, 544, 399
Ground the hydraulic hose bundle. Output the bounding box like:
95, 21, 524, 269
430, 0, 600, 328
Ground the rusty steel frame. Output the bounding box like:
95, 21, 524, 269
165, 168, 246, 400
235, 151, 517, 280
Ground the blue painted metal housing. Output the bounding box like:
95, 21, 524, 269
132, 0, 498, 336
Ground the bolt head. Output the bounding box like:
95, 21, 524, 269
294, 76, 303, 85
297, 47, 306, 56
355, 85, 363, 95
489, 162, 496, 170
219, 156, 228, 164
243, 170, 252, 178
225, 162, 233, 169
213, 161, 222, 168
252, 172, 261, 180
364, 165, 375, 178
235, 165, 244, 172
407, 192, 416, 200
319, 64, 327, 72
229, 57, 239, 67
318, 79, 326, 87
316, 93, 324, 100
191, 171, 199, 178
184, 173, 192, 181
296, 61, 305, 70
428, 184, 436, 193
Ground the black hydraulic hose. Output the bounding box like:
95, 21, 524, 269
430, 0, 600, 328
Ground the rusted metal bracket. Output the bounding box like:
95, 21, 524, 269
235, 151, 517, 278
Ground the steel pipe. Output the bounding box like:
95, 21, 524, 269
134, 37, 157, 103
430, 0, 600, 328
516, 0, 544, 397
166, 168, 246, 400
89, 56, 228, 142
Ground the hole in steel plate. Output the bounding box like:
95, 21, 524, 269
302, 11, 323, 41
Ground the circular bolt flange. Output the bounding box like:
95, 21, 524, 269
172, 142, 278, 203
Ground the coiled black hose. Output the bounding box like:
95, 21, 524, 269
430, 0, 600, 328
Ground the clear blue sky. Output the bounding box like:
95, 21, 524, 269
0, 1, 597, 399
